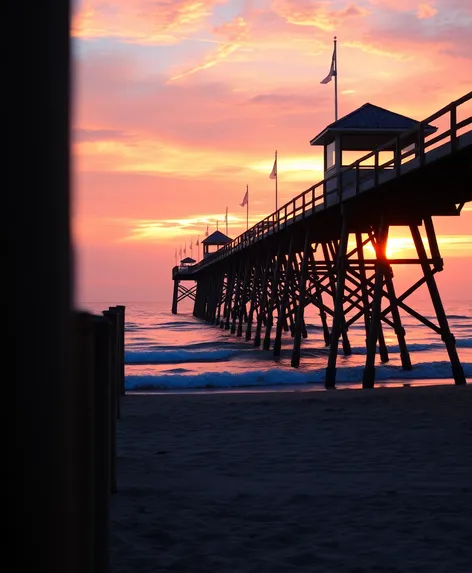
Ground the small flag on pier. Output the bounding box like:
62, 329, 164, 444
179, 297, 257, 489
320, 43, 336, 84
240, 189, 248, 207
269, 154, 277, 179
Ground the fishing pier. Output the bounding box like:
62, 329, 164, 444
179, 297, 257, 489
171, 93, 472, 388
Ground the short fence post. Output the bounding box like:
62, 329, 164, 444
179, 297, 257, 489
73, 311, 96, 573
102, 308, 118, 493
92, 315, 112, 573
115, 305, 126, 396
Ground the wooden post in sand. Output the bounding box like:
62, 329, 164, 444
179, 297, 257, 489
103, 308, 118, 493
115, 305, 126, 396
92, 314, 112, 573
74, 312, 97, 573
105, 307, 121, 419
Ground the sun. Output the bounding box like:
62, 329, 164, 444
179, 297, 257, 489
364, 237, 414, 259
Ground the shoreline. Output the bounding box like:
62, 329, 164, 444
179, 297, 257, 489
125, 377, 461, 396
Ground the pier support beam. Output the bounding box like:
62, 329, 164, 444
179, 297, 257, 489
254, 250, 274, 347
263, 245, 284, 350
325, 214, 349, 388
171, 279, 179, 314
308, 249, 331, 346
291, 229, 311, 367
274, 238, 295, 356
411, 221, 466, 385
363, 219, 388, 388
245, 253, 262, 341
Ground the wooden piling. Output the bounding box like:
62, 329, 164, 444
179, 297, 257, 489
263, 244, 284, 350
253, 251, 273, 347
171, 279, 179, 314
274, 237, 296, 356
363, 219, 388, 388
291, 229, 311, 367
325, 214, 349, 388
411, 223, 466, 385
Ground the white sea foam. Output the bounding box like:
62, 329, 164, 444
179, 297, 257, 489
125, 361, 472, 391
126, 348, 241, 364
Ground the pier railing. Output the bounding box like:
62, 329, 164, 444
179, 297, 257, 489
186, 91, 471, 273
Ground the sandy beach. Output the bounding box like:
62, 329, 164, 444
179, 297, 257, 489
110, 384, 472, 572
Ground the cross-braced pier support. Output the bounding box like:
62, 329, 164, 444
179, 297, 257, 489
171, 278, 197, 315
188, 212, 466, 388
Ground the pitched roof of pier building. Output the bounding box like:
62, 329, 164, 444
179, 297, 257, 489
310, 103, 437, 151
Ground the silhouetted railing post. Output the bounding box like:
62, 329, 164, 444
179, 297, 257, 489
450, 104, 457, 152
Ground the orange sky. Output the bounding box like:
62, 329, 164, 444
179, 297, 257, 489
72, 0, 472, 304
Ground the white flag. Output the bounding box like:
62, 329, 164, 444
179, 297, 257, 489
269, 155, 277, 179
240, 189, 248, 207
320, 46, 336, 84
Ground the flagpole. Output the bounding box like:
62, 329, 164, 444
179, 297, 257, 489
275, 150, 278, 211
334, 36, 338, 121
225, 206, 228, 235
246, 184, 249, 230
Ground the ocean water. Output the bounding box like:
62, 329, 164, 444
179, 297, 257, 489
78, 299, 472, 393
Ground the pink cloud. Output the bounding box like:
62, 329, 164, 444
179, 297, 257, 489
273, 0, 369, 31
417, 3, 438, 19
72, 0, 225, 43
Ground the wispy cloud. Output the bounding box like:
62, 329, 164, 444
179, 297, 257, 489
168, 17, 249, 81
273, 0, 369, 31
